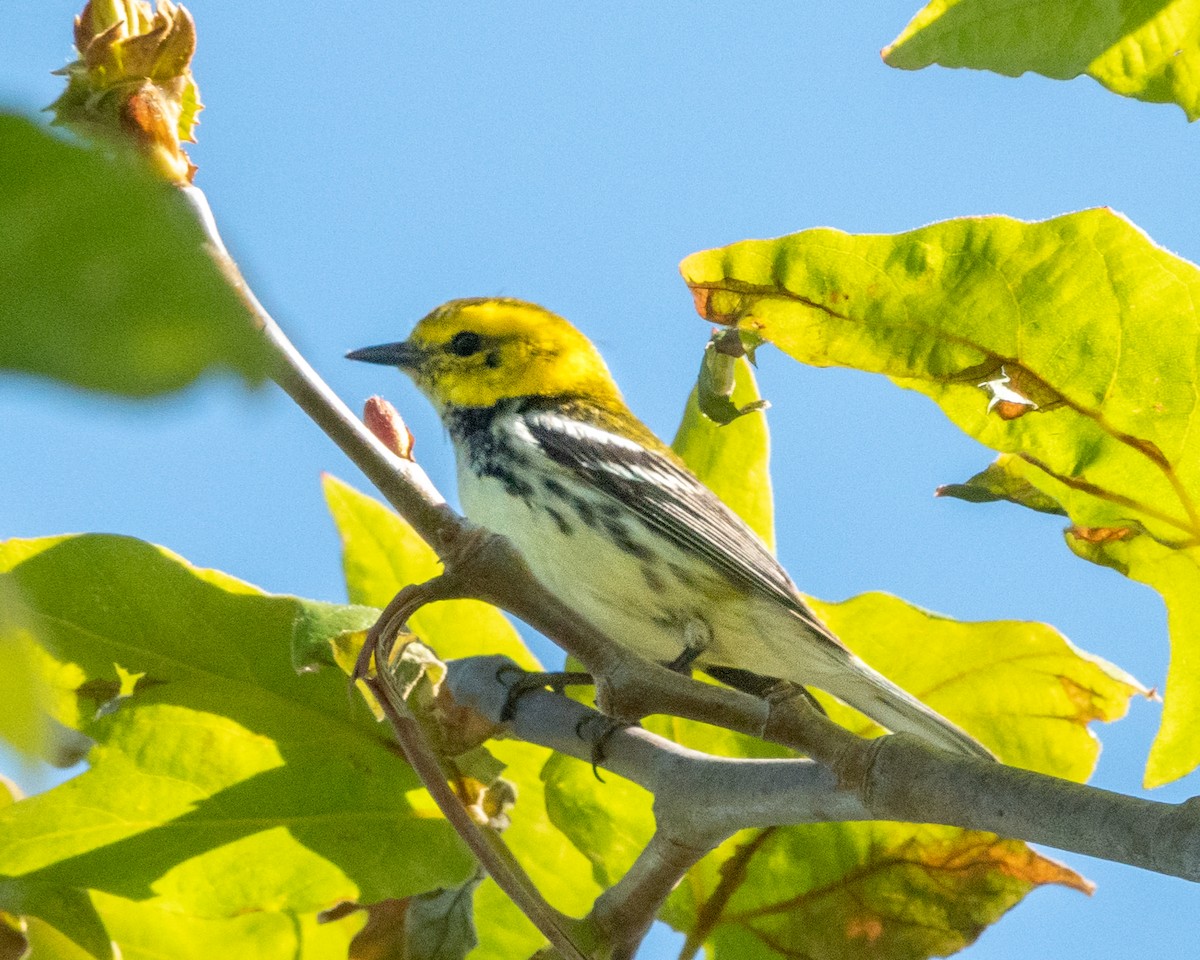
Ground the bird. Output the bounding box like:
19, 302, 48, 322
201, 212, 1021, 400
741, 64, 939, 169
348, 297, 992, 760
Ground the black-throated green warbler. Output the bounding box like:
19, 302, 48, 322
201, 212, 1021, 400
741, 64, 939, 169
349, 298, 991, 759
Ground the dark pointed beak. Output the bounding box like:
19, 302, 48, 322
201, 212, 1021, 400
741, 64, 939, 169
345, 340, 422, 369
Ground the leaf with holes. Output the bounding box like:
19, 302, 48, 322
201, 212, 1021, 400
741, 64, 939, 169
884, 0, 1200, 121
682, 208, 1199, 780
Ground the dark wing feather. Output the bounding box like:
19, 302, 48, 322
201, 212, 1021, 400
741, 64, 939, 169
521, 408, 844, 649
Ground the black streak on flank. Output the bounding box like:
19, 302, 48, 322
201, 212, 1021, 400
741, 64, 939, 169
496, 469, 535, 501
641, 564, 666, 592
571, 496, 599, 529
542, 477, 570, 499
605, 520, 653, 560
544, 507, 573, 536
668, 561, 699, 589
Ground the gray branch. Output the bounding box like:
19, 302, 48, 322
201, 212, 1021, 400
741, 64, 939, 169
448, 656, 1200, 884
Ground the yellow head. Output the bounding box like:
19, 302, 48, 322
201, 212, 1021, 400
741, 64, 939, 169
348, 298, 625, 411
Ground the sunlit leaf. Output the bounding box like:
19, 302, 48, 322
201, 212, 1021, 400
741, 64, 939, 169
946, 453, 1195, 785
682, 208, 1197, 780
807, 591, 1149, 780
0, 581, 53, 760
320, 475, 537, 670
884, 0, 1200, 121
0, 114, 268, 396
0, 534, 472, 959
673, 355, 775, 550
664, 825, 1090, 960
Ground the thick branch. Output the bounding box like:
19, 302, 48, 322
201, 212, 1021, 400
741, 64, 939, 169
446, 657, 869, 842
181, 185, 454, 548
451, 657, 1200, 883
865, 737, 1200, 882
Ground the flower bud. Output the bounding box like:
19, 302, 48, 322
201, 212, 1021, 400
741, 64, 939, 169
49, 1, 201, 183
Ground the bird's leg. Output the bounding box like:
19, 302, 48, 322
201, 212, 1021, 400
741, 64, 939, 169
574, 712, 638, 783
495, 666, 627, 780
663, 618, 712, 674
703, 665, 828, 716
496, 665, 596, 721
352, 525, 494, 683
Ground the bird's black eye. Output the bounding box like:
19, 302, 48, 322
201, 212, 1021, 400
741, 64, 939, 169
447, 331, 483, 357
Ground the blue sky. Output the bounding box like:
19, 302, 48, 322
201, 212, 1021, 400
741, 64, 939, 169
3, 2, 1197, 957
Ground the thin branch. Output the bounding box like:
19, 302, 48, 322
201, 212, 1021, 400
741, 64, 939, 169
180, 185, 455, 549
365, 669, 590, 960
592, 831, 712, 960
679, 828, 776, 960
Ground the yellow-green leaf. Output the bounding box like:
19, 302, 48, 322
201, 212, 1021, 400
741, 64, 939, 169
884, 0, 1200, 121
807, 591, 1149, 780
0, 534, 471, 959
947, 453, 1194, 786
0, 581, 52, 760
1070, 534, 1200, 787
682, 209, 1198, 780
672, 355, 775, 550
320, 474, 538, 670
0, 115, 269, 396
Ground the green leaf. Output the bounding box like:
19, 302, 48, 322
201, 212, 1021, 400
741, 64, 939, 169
806, 591, 1149, 780
0, 534, 473, 959
663, 824, 1091, 960
946, 453, 1195, 785
0, 581, 53, 760
540, 751, 656, 889
672, 355, 775, 550
682, 208, 1199, 778
0, 778, 17, 810
1068, 533, 1200, 786
0, 114, 269, 396
320, 474, 538, 670
883, 0, 1200, 121
405, 869, 486, 960
936, 457, 1067, 515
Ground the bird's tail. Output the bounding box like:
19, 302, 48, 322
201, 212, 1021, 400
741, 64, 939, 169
819, 656, 995, 761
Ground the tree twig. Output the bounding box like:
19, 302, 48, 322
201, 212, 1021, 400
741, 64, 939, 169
364, 670, 590, 960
